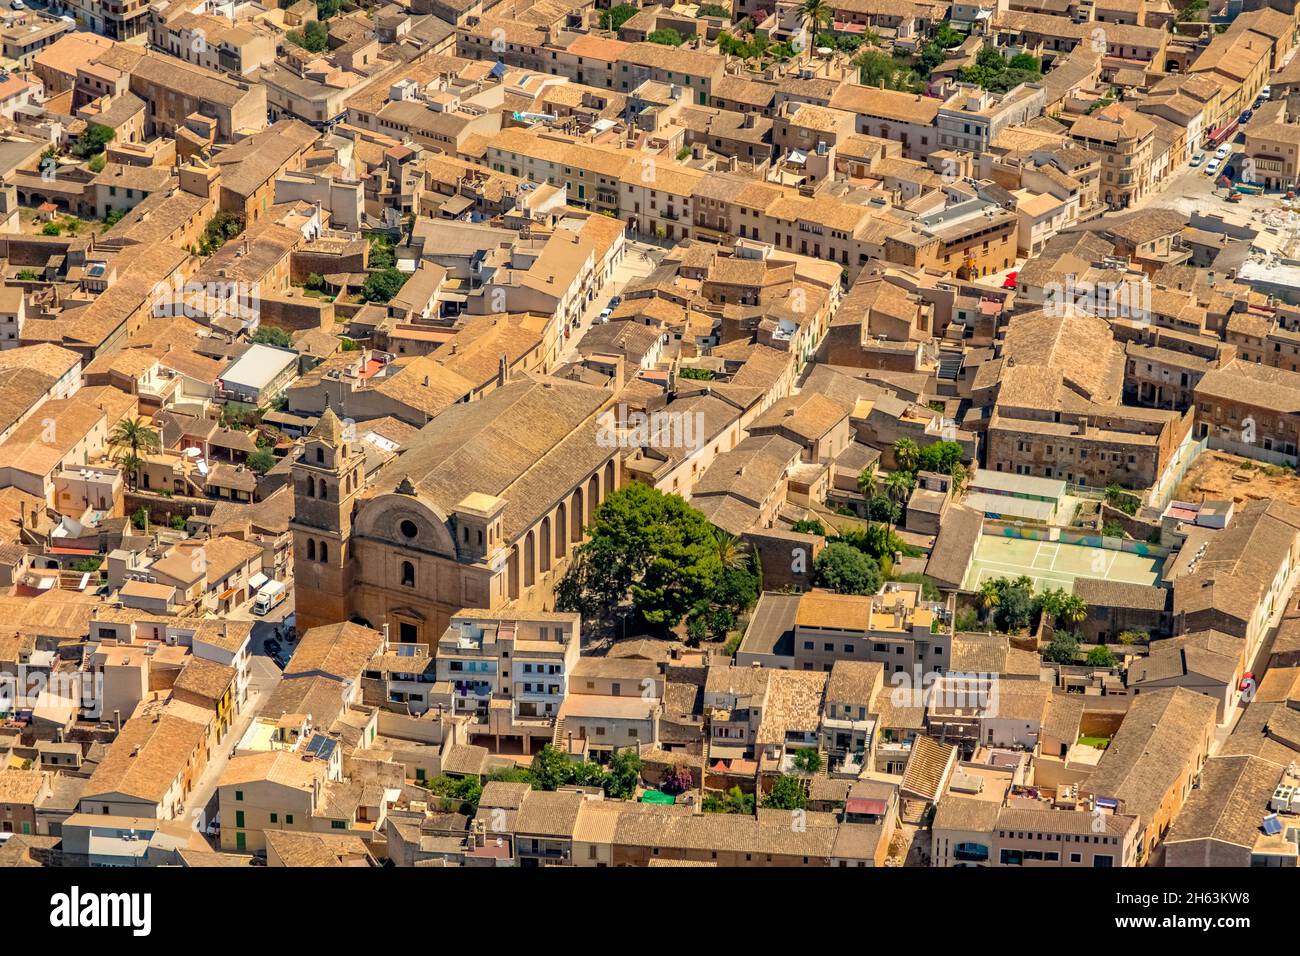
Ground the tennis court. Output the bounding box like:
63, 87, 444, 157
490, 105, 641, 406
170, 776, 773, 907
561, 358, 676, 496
961, 535, 1164, 592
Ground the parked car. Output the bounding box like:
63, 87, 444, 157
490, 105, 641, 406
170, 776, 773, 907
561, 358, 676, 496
1214, 145, 1231, 160
1205, 159, 1220, 176
263, 637, 282, 657
598, 307, 613, 323
1190, 153, 1204, 167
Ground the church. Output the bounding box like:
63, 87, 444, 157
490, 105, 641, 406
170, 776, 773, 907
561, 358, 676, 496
289, 375, 622, 643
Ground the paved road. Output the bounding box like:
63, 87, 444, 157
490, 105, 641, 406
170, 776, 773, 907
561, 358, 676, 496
554, 238, 662, 368
1210, 571, 1295, 755
186, 592, 295, 840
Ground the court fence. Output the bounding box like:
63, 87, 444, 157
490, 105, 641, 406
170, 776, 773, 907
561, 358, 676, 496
982, 519, 1171, 559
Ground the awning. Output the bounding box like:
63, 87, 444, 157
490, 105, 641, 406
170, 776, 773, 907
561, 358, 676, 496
249, 572, 269, 591
845, 797, 888, 815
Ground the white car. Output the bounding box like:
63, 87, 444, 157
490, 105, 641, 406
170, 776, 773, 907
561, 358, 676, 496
1205, 159, 1221, 176
1215, 145, 1231, 160
9, 1, 24, 9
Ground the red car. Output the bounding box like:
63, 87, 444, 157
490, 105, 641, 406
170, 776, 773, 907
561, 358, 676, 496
1002, 271, 1019, 290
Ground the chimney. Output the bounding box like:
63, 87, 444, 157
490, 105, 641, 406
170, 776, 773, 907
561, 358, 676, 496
114, 709, 122, 732
498, 353, 508, 387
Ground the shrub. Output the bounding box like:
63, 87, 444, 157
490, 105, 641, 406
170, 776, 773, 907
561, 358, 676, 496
792, 748, 821, 774
251, 326, 292, 348
1043, 631, 1080, 664
647, 28, 684, 46
362, 268, 409, 303
1086, 645, 1117, 667
661, 765, 694, 796
599, 3, 638, 29
71, 123, 114, 159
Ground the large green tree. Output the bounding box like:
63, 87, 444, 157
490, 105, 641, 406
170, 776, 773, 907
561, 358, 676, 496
556, 484, 756, 632
813, 541, 882, 595
916, 440, 963, 475
762, 775, 808, 810
362, 268, 409, 303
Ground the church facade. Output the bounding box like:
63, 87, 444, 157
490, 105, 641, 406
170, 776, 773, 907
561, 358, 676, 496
290, 377, 621, 643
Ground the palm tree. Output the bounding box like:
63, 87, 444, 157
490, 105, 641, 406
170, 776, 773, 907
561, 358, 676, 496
856, 465, 877, 522
977, 579, 1001, 623
110, 417, 159, 491
893, 437, 920, 474
856, 465, 877, 498
110, 416, 160, 458
797, 0, 832, 52
713, 529, 748, 571
884, 470, 915, 535
1057, 594, 1088, 628
116, 453, 143, 491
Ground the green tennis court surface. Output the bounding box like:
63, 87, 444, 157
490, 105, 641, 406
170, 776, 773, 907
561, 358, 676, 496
961, 535, 1163, 592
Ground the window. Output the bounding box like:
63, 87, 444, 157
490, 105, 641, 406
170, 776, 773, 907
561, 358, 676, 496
331, 820, 346, 830
400, 519, 418, 540
235, 790, 244, 802
401, 561, 415, 588
319, 542, 328, 562
270, 813, 278, 823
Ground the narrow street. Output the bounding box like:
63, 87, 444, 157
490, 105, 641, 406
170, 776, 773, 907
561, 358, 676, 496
554, 237, 663, 368
185, 592, 295, 839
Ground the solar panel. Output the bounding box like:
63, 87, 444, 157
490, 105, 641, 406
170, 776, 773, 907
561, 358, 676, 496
1263, 814, 1283, 836
305, 735, 337, 761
